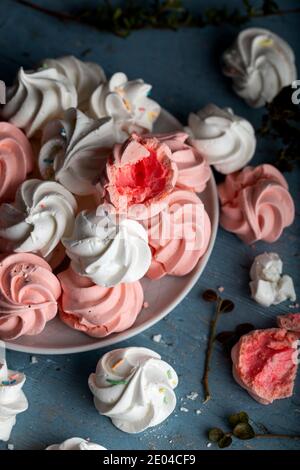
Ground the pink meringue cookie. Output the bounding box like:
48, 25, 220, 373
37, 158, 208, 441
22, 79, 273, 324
231, 328, 298, 404
218, 164, 295, 244
0, 123, 33, 203
148, 132, 211, 193
144, 189, 211, 279
58, 267, 144, 338
103, 133, 177, 219
0, 253, 61, 340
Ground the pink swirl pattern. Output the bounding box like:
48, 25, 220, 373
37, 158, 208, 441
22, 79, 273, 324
58, 267, 144, 338
152, 132, 211, 193
144, 189, 211, 279
0, 123, 33, 203
218, 164, 295, 244
0, 253, 61, 340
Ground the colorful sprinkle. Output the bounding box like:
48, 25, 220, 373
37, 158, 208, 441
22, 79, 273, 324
106, 378, 128, 386
111, 359, 124, 370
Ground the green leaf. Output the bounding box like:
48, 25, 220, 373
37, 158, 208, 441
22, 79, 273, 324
233, 422, 255, 440
208, 428, 224, 442
202, 289, 218, 302
218, 434, 233, 448
228, 411, 249, 427
106, 378, 128, 385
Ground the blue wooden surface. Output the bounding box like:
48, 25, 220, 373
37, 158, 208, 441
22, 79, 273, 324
0, 0, 299, 451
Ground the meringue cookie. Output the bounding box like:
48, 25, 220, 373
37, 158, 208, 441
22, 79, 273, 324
0, 348, 28, 441
0, 122, 34, 203
187, 104, 256, 174
0, 253, 61, 340
88, 347, 178, 433
0, 179, 77, 259
277, 313, 300, 334
63, 207, 151, 287
1, 67, 77, 137
41, 56, 106, 110
145, 189, 211, 279
250, 253, 296, 307
58, 267, 144, 338
39, 108, 115, 195
232, 328, 298, 404
89, 72, 160, 141
103, 133, 177, 219
46, 437, 106, 450
151, 132, 211, 192
218, 164, 295, 244
222, 28, 297, 107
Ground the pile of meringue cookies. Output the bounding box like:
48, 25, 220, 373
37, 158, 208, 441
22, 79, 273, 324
0, 27, 299, 449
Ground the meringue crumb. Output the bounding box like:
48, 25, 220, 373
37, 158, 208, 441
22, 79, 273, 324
7, 444, 14, 450
218, 286, 224, 293
143, 301, 149, 309
152, 334, 162, 343
196, 409, 202, 415
30, 356, 38, 364
207, 442, 212, 448
187, 392, 198, 401
180, 407, 189, 413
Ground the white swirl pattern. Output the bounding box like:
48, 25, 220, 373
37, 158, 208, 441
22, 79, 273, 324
1, 67, 77, 137
187, 104, 256, 174
39, 108, 115, 195
88, 72, 160, 141
222, 28, 297, 107
88, 347, 178, 433
42, 56, 106, 110
0, 179, 77, 258
63, 207, 151, 287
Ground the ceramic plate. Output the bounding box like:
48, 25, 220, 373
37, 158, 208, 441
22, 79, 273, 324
6, 109, 219, 354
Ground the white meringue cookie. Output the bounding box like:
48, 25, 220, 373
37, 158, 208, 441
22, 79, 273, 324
222, 28, 297, 107
41, 56, 106, 110
88, 347, 178, 433
1, 67, 77, 137
63, 206, 151, 287
46, 437, 106, 450
187, 104, 256, 174
88, 72, 160, 142
39, 108, 115, 195
0, 179, 77, 259
0, 347, 28, 442
249, 253, 296, 307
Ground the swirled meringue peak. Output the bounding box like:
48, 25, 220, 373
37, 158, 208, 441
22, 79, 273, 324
222, 28, 297, 107
89, 72, 160, 141
145, 189, 211, 279
0, 253, 61, 340
150, 132, 211, 192
0, 122, 34, 203
0, 351, 28, 441
0, 179, 77, 259
1, 67, 77, 137
218, 164, 295, 244
62, 206, 151, 287
104, 133, 177, 220
39, 108, 115, 195
46, 437, 106, 450
187, 104, 256, 174
41, 55, 106, 110
88, 347, 178, 433
58, 267, 144, 338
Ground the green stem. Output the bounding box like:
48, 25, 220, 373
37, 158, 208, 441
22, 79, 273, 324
202, 297, 222, 403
